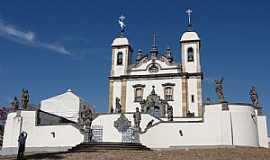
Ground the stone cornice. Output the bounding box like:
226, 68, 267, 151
180, 39, 200, 43
112, 45, 133, 52
109, 72, 203, 80
204, 102, 258, 108
132, 84, 146, 88
162, 83, 176, 87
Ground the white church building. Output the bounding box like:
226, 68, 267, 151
1, 11, 269, 155
109, 26, 202, 118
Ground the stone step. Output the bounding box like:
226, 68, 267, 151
75, 145, 147, 148
69, 142, 151, 152
79, 142, 144, 147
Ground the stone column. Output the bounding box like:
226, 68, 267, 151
121, 79, 127, 112
108, 80, 114, 112
197, 78, 203, 117
111, 49, 115, 76
181, 75, 188, 116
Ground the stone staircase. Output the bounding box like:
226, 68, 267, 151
68, 142, 151, 152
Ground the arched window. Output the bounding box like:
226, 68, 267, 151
187, 47, 194, 62
164, 87, 173, 101
117, 52, 123, 65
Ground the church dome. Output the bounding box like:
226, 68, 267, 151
180, 31, 200, 42
112, 37, 130, 46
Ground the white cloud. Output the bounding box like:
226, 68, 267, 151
0, 19, 72, 55
39, 43, 71, 55
0, 24, 35, 41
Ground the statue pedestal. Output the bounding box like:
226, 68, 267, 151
256, 107, 263, 116
220, 101, 229, 111
83, 128, 92, 143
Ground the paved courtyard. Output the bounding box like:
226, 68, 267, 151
1, 147, 270, 160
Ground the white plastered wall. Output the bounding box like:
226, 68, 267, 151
91, 114, 160, 142
140, 104, 260, 148
140, 104, 230, 148
256, 115, 268, 148
125, 78, 182, 116
40, 92, 80, 122
187, 78, 201, 116
2, 111, 83, 153
228, 104, 259, 146
91, 104, 263, 149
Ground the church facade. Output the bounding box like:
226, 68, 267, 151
109, 30, 202, 118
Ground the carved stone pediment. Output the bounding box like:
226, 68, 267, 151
128, 58, 180, 74
148, 63, 160, 73
114, 113, 131, 132
140, 86, 168, 118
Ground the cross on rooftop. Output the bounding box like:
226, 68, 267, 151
152, 32, 157, 48
186, 8, 192, 25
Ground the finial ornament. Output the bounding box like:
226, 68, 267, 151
150, 32, 158, 59
151, 85, 156, 95
118, 15, 126, 34
152, 32, 157, 48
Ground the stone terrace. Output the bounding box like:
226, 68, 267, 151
1, 147, 270, 160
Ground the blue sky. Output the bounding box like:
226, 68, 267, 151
0, 0, 270, 128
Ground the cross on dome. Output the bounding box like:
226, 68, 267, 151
152, 32, 157, 48
186, 8, 192, 25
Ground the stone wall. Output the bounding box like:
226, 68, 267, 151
92, 104, 268, 149
1, 111, 83, 155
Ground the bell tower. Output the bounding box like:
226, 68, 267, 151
109, 15, 132, 113
111, 36, 132, 77
180, 9, 203, 117
110, 15, 132, 77
180, 9, 201, 73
